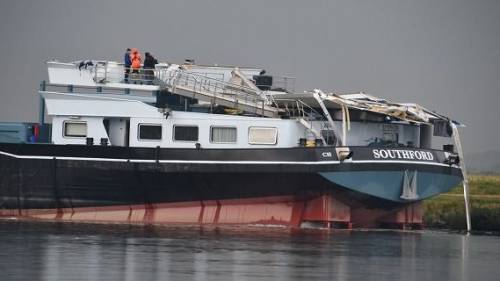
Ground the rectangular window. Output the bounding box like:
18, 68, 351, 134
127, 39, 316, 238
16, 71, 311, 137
211, 127, 237, 143
382, 124, 399, 132
138, 124, 162, 140
383, 132, 398, 143
382, 124, 399, 143
248, 127, 277, 145
64, 121, 87, 138
320, 130, 336, 145
174, 125, 198, 141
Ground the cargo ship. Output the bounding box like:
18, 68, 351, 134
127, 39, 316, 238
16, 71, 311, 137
0, 58, 466, 228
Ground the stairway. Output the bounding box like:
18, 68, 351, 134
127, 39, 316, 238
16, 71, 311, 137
156, 68, 281, 118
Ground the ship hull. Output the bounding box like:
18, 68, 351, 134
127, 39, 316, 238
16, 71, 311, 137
0, 143, 462, 228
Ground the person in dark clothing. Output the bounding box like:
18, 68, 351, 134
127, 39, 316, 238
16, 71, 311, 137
143, 52, 158, 84
124, 48, 132, 83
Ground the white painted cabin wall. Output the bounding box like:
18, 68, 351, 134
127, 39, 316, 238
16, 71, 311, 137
311, 121, 421, 147
128, 111, 304, 149
52, 116, 108, 145
51, 111, 421, 149
129, 117, 163, 148
47, 62, 97, 87
108, 118, 128, 146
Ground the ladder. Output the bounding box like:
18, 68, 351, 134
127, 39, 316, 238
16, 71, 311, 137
273, 97, 328, 145
156, 69, 280, 118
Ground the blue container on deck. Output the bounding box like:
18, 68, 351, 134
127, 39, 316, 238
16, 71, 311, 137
0, 122, 51, 143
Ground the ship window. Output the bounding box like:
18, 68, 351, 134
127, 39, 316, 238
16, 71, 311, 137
383, 133, 398, 143
248, 127, 277, 145
174, 125, 198, 141
320, 130, 336, 145
63, 121, 87, 138
211, 127, 237, 143
382, 124, 399, 143
138, 124, 162, 140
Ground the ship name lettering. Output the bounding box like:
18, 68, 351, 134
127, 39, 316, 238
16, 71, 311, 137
372, 149, 433, 161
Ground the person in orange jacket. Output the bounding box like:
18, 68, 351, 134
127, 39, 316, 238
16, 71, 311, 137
129, 48, 142, 83
130, 48, 142, 73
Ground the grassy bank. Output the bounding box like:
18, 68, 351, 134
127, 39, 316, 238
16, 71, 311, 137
423, 174, 500, 231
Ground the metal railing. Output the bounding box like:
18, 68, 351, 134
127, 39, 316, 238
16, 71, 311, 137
92, 61, 295, 93
271, 97, 335, 144
157, 68, 272, 106
92, 62, 268, 101
90, 61, 283, 116
186, 71, 225, 81
93, 62, 158, 85
271, 98, 322, 119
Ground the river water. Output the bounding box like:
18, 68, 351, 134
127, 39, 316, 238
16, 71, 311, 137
0, 220, 499, 281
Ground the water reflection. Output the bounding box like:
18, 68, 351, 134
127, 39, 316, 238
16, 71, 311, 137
0, 221, 499, 281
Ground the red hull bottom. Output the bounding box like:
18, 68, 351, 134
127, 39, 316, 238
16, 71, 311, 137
0, 194, 422, 229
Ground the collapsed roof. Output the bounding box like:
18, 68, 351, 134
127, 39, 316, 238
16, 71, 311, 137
270, 89, 462, 125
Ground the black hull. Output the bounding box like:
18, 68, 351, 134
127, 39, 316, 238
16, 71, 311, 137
0, 157, 339, 209
0, 143, 462, 211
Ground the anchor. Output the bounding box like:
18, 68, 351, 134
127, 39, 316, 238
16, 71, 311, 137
400, 170, 419, 200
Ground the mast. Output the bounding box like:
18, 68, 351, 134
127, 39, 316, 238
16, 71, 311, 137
451, 122, 471, 232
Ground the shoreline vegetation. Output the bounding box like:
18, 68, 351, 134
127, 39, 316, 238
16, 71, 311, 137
423, 174, 500, 232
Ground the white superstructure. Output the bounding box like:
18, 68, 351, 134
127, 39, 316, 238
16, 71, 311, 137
42, 59, 454, 150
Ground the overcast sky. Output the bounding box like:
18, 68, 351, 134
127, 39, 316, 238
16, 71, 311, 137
1, 0, 499, 154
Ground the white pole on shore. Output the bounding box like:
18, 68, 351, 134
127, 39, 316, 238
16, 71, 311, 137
451, 122, 471, 232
